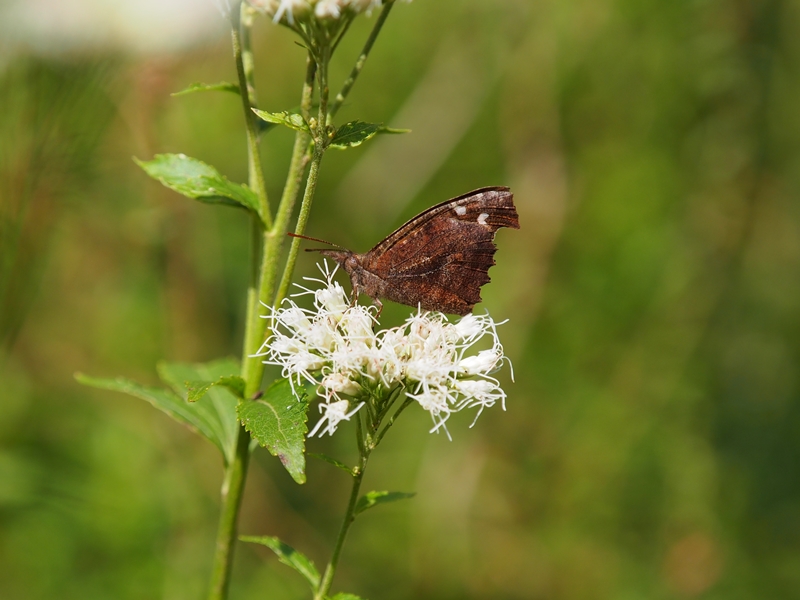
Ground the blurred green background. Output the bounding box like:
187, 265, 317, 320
2, 0, 800, 598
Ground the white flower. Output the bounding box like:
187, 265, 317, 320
344, 0, 383, 14
321, 372, 362, 397
281, 306, 313, 333
272, 0, 311, 24
251, 0, 411, 25
315, 0, 341, 19
308, 399, 365, 437
315, 280, 349, 318
261, 262, 511, 438
247, 0, 281, 14
454, 378, 506, 425
459, 349, 502, 375
407, 384, 453, 430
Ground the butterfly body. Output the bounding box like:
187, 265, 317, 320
314, 187, 519, 316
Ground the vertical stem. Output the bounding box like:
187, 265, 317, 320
243, 56, 316, 367
274, 0, 398, 305
274, 148, 325, 306
317, 44, 331, 126
240, 5, 258, 106
233, 0, 269, 398
207, 426, 251, 600
210, 3, 399, 597
232, 2, 271, 227
376, 396, 413, 446
329, 2, 394, 119
207, 5, 265, 599
274, 45, 332, 307
314, 386, 405, 599
314, 453, 370, 600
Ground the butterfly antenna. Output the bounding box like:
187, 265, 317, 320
287, 232, 345, 252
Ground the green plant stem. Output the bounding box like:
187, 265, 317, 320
331, 13, 355, 54
264, 56, 316, 309
315, 451, 370, 600
274, 147, 325, 306
329, 1, 395, 119
376, 396, 413, 446
376, 384, 405, 422
240, 4, 258, 106
274, 45, 332, 307
316, 387, 405, 599
211, 5, 398, 596
232, 2, 271, 227
207, 6, 267, 599
275, 1, 397, 306
241, 57, 317, 388
207, 423, 252, 600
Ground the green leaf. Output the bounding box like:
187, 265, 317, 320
329, 121, 410, 150
75, 373, 233, 461
134, 154, 260, 216
240, 536, 320, 589
157, 357, 242, 465
186, 375, 245, 403
329, 121, 381, 149
251, 109, 309, 133
354, 491, 416, 516
238, 379, 311, 484
329, 594, 366, 600
308, 453, 353, 475
171, 81, 240, 96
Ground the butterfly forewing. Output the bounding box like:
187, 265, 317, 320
360, 187, 519, 314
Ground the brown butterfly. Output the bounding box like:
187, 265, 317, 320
292, 187, 519, 316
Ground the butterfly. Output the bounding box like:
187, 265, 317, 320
293, 187, 519, 316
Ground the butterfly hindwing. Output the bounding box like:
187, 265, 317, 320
360, 187, 519, 314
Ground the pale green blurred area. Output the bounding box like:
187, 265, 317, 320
2, 0, 800, 598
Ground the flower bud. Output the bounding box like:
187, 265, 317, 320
459, 349, 501, 375
321, 372, 361, 396
315, 0, 342, 19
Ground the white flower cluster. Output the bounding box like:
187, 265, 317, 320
247, 0, 409, 24
259, 263, 511, 438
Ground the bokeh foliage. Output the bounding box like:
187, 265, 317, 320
2, 0, 800, 598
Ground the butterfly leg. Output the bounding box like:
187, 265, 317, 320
373, 298, 383, 319
349, 279, 360, 307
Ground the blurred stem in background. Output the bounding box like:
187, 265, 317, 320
0, 60, 115, 360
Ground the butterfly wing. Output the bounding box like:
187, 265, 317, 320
361, 187, 519, 315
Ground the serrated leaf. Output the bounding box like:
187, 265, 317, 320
329, 122, 410, 150
354, 491, 416, 516
238, 379, 310, 484
308, 453, 353, 475
240, 535, 320, 589
75, 373, 230, 459
172, 81, 240, 96
329, 594, 366, 600
135, 154, 260, 217
186, 375, 245, 403
329, 121, 381, 149
251, 109, 309, 132
157, 357, 242, 465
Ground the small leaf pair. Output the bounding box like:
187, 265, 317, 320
252, 108, 409, 149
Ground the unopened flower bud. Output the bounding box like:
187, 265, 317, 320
315, 0, 342, 19
459, 349, 501, 375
